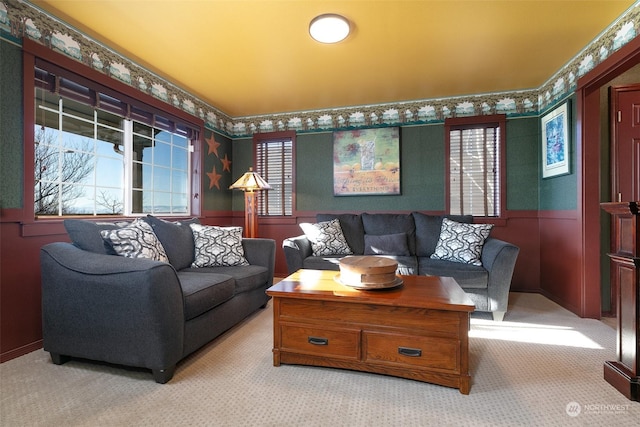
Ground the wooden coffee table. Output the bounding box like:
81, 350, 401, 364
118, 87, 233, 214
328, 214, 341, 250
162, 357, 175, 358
266, 269, 475, 394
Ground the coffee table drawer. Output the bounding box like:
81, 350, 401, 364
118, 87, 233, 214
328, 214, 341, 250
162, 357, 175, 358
364, 331, 459, 371
280, 325, 360, 359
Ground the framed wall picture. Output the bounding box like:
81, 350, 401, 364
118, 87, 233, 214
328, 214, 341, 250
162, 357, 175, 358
541, 102, 570, 178
333, 127, 400, 196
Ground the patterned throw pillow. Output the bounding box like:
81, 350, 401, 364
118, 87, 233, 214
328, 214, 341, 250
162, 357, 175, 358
189, 224, 249, 267
300, 219, 353, 256
100, 218, 169, 262
430, 218, 493, 266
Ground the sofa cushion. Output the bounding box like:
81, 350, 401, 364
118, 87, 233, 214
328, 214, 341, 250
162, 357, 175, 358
418, 258, 488, 289
64, 219, 131, 255
302, 255, 342, 271
190, 224, 249, 267
100, 218, 169, 262
145, 215, 199, 270
364, 233, 410, 256
182, 265, 269, 294
380, 255, 418, 275
412, 212, 473, 257
431, 218, 493, 266
361, 213, 416, 255
300, 219, 353, 256
177, 272, 235, 320
316, 214, 365, 255
302, 254, 417, 275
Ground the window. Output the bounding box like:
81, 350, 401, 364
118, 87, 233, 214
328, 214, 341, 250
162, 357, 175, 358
445, 115, 506, 217
33, 61, 199, 217
254, 131, 295, 216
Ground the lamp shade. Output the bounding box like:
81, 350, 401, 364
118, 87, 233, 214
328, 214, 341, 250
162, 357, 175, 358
309, 14, 350, 43
229, 167, 272, 192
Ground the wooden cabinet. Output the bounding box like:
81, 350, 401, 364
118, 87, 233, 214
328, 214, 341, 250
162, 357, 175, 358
601, 201, 640, 401
267, 272, 474, 394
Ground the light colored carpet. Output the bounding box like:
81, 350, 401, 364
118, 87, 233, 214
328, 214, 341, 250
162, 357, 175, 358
1, 293, 638, 426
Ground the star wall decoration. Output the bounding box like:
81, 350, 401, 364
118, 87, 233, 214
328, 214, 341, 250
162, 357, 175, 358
221, 153, 232, 172
205, 134, 221, 157
206, 166, 222, 190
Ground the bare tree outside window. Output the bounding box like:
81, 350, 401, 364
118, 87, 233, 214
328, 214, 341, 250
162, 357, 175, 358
34, 127, 93, 215
95, 190, 124, 214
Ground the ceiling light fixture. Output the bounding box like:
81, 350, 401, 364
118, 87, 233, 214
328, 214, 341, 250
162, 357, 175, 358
309, 14, 350, 43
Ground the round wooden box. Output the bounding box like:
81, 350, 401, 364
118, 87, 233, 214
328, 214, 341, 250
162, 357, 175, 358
336, 256, 402, 289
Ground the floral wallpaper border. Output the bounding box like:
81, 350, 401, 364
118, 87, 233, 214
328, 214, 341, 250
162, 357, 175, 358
2, 0, 639, 138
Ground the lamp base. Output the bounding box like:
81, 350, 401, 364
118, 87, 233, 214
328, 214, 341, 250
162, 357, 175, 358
244, 191, 258, 238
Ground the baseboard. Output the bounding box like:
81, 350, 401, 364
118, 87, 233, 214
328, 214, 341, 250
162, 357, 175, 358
1, 340, 43, 363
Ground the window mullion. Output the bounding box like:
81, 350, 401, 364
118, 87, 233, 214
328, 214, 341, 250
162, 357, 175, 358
280, 142, 286, 215
123, 120, 133, 215
483, 128, 489, 216
57, 97, 63, 216
458, 132, 464, 215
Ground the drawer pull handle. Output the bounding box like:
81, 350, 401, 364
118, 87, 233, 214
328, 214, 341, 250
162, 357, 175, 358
308, 336, 328, 346
398, 347, 422, 357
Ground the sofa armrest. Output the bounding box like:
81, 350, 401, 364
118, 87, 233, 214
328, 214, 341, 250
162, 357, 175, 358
40, 242, 184, 371
481, 238, 520, 312
242, 238, 276, 287
282, 234, 313, 274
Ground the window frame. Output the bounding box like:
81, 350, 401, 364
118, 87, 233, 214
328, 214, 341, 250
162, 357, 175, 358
22, 39, 203, 220
444, 114, 507, 218
253, 131, 296, 218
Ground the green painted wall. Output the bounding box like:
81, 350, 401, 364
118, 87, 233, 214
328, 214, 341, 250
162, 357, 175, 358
230, 137, 253, 211
506, 118, 540, 210
0, 40, 24, 209
233, 117, 547, 213
202, 130, 234, 211
293, 126, 446, 211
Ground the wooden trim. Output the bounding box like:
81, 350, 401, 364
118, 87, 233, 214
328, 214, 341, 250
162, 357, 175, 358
0, 208, 25, 223
21, 49, 36, 224
0, 340, 43, 363
191, 134, 202, 217
21, 39, 203, 127
21, 221, 67, 237
537, 210, 578, 219
574, 33, 640, 318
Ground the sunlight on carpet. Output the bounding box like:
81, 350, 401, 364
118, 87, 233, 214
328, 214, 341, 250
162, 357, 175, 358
470, 319, 604, 349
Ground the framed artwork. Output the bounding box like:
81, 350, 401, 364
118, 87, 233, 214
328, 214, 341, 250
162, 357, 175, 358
333, 127, 401, 196
541, 102, 570, 178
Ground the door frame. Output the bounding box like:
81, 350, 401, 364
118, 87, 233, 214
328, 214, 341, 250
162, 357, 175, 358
576, 36, 640, 318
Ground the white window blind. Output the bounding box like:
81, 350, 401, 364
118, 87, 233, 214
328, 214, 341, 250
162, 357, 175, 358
449, 124, 500, 217
255, 138, 293, 216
